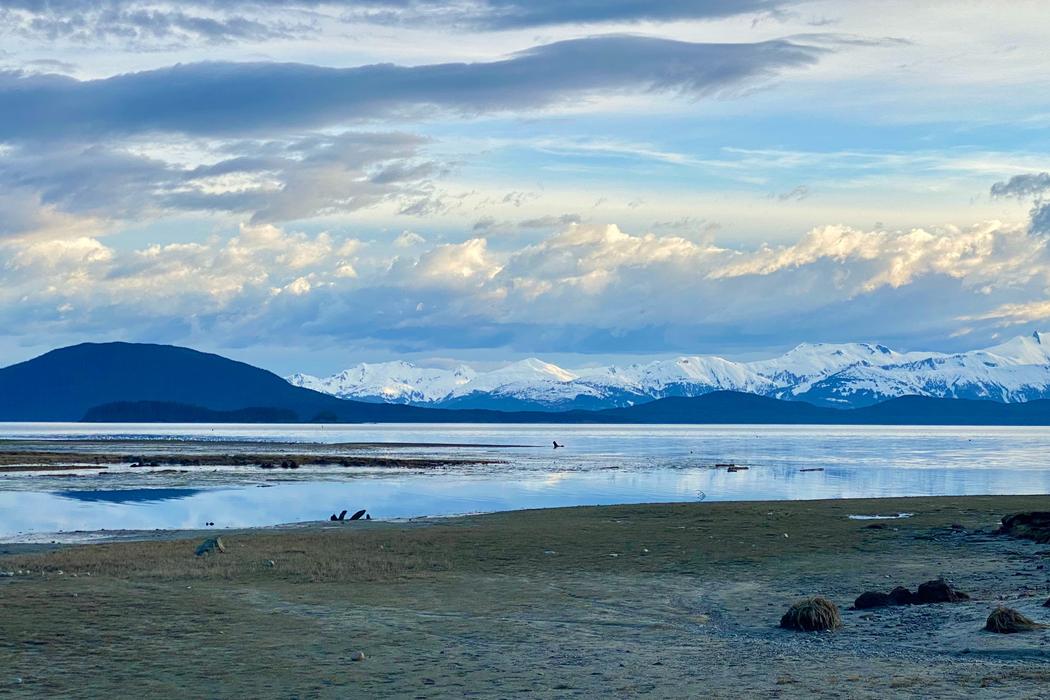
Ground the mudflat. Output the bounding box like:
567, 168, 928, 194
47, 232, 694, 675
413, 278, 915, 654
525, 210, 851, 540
0, 437, 513, 470
2, 495, 1049, 698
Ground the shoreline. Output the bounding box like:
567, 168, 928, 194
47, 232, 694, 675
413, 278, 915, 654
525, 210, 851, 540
2, 495, 1049, 696
2, 492, 1049, 547
0, 491, 1041, 545
0, 491, 1037, 540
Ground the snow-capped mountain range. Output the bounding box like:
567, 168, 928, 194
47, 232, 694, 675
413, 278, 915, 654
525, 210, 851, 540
287, 332, 1050, 411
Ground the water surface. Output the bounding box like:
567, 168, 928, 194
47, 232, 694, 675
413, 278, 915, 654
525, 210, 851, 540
2, 423, 1049, 541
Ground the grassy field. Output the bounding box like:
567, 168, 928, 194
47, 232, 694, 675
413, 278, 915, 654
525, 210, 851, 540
2, 496, 1050, 697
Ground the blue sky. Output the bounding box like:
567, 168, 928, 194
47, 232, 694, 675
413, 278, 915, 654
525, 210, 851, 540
1, 0, 1049, 373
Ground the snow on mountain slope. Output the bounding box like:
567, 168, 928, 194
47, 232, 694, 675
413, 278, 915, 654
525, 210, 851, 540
577, 356, 773, 396
797, 332, 1050, 407
983, 331, 1050, 365
288, 331, 1050, 409
288, 361, 475, 403
748, 342, 937, 394
462, 358, 578, 393
435, 358, 605, 408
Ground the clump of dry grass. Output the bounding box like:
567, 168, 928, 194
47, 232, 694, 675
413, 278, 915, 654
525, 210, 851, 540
984, 607, 1045, 634
780, 596, 842, 632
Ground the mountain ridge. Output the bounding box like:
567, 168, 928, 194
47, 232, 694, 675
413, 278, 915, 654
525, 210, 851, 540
5, 341, 1050, 425
289, 332, 1050, 410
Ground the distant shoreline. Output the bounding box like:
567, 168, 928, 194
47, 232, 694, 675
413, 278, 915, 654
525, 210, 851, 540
64, 393, 1050, 426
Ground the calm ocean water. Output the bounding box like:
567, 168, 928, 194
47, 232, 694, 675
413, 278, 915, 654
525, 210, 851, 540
2, 422, 1049, 540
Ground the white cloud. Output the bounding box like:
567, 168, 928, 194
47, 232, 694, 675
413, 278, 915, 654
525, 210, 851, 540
283, 277, 313, 296
8, 236, 114, 270
408, 238, 501, 288
960, 300, 1050, 327
710, 221, 1045, 294
2, 217, 1049, 357
393, 231, 426, 248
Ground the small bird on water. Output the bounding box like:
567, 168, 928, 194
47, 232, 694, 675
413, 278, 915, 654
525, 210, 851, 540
553, 441, 564, 449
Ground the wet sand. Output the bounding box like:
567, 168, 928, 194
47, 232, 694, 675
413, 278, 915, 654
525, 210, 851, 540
2, 495, 1049, 697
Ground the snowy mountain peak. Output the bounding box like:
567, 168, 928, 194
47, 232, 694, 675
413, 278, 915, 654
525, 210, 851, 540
288, 332, 1050, 410
983, 332, 1050, 366
498, 358, 578, 383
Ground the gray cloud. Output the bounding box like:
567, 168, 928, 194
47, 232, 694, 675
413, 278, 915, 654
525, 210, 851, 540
1, 2, 791, 47
355, 0, 789, 29
0, 35, 826, 141
1031, 203, 1050, 236
518, 214, 581, 228
774, 184, 810, 201
991, 172, 1050, 200
0, 132, 438, 228
991, 172, 1050, 235
1, 3, 311, 45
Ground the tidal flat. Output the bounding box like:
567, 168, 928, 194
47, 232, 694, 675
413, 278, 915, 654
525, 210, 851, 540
2, 495, 1049, 698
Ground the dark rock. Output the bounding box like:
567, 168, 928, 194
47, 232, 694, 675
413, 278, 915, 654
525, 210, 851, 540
997, 512, 1050, 544
280, 459, 299, 470
854, 591, 891, 609
350, 509, 367, 521
1042, 597, 1050, 608
337, 509, 347, 521
864, 524, 886, 530
888, 586, 915, 606
916, 579, 969, 604
195, 537, 225, 557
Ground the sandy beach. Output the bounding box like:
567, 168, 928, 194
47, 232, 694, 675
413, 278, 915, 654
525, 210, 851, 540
2, 495, 1049, 698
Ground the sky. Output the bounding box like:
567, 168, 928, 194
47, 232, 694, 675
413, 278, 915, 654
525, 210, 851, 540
1, 0, 1049, 375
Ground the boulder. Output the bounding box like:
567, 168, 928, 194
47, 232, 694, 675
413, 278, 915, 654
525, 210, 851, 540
887, 586, 915, 606
916, 579, 968, 604
854, 591, 891, 609
997, 512, 1050, 544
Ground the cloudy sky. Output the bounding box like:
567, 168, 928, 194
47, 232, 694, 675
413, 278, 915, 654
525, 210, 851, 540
2, 0, 1049, 373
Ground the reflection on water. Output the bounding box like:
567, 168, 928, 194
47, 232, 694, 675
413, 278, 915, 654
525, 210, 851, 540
2, 423, 1050, 540
55, 488, 206, 504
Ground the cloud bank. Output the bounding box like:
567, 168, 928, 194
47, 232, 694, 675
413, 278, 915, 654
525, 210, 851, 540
3, 219, 1047, 356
